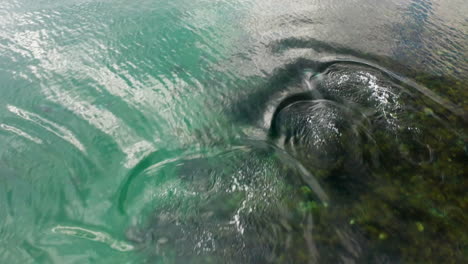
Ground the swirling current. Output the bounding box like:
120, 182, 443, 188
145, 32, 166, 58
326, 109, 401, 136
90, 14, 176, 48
0, 0, 467, 263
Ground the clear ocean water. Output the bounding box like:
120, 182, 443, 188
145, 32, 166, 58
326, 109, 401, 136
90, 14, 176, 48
0, 0, 467, 263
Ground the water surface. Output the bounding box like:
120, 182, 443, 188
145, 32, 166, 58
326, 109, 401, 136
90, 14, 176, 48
0, 0, 467, 263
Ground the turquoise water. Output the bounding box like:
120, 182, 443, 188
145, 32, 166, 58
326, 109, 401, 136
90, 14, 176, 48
0, 0, 467, 263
